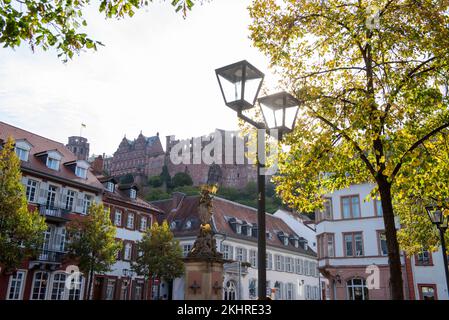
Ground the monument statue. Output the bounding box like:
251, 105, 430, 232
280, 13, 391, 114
188, 184, 223, 259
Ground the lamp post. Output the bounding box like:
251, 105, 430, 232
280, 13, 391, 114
425, 205, 449, 297
215, 60, 300, 299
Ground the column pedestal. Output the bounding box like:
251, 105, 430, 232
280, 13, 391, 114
184, 257, 224, 300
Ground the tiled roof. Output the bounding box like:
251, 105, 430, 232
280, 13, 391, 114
0, 121, 103, 191
152, 195, 317, 257
102, 188, 164, 214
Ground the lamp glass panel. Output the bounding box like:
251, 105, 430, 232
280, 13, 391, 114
260, 103, 276, 129
243, 77, 262, 105
217, 74, 242, 104
285, 105, 299, 129
274, 109, 284, 128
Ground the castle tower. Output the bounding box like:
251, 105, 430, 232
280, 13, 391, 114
66, 136, 90, 161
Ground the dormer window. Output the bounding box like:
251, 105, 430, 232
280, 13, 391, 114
47, 157, 60, 170
170, 221, 177, 230
105, 182, 115, 192
235, 224, 242, 234
14, 139, 32, 162
283, 237, 289, 246
15, 147, 29, 161
185, 220, 192, 229
75, 166, 87, 179
130, 189, 137, 199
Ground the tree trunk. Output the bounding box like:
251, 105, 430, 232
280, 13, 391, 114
87, 268, 94, 301
378, 177, 404, 300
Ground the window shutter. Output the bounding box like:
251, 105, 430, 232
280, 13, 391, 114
136, 215, 141, 231
229, 246, 234, 260
243, 249, 247, 262
60, 188, 68, 208
21, 176, 27, 185
75, 193, 84, 213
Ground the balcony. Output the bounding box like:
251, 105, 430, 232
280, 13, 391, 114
29, 250, 66, 269
224, 261, 250, 275
38, 204, 71, 223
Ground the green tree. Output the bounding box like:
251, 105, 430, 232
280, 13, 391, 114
0, 0, 200, 61
172, 172, 193, 188
119, 173, 134, 185
0, 136, 47, 272
67, 202, 121, 300
160, 165, 172, 190
148, 175, 163, 188
132, 220, 184, 299
249, 0, 449, 299
145, 188, 171, 201
172, 185, 199, 196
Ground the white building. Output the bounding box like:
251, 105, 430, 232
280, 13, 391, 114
152, 193, 321, 300
315, 183, 448, 300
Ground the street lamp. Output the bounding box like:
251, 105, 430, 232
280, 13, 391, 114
425, 205, 449, 296
216, 60, 300, 300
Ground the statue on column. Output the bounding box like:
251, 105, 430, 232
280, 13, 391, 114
188, 184, 223, 259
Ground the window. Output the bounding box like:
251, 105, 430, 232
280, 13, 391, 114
295, 259, 303, 275
274, 281, 283, 300
46, 185, 57, 207
140, 216, 148, 231
50, 273, 67, 300
286, 283, 294, 300
120, 280, 129, 300
106, 182, 115, 192
75, 166, 87, 179
127, 213, 135, 229
67, 274, 83, 300
248, 279, 257, 299
130, 189, 137, 199
374, 199, 383, 216
82, 194, 92, 214
378, 232, 388, 256
235, 224, 242, 234
183, 244, 192, 257
418, 284, 437, 300
266, 253, 273, 270
304, 260, 309, 276
236, 247, 247, 262
344, 232, 364, 256
347, 278, 369, 300
15, 147, 29, 161
134, 282, 143, 300
317, 198, 333, 221
65, 190, 76, 211
124, 243, 133, 261
31, 271, 49, 300
26, 179, 38, 202
275, 255, 284, 271
7, 271, 26, 300
46, 157, 60, 170
283, 237, 289, 246
327, 234, 335, 257
105, 279, 116, 300
115, 210, 122, 226
416, 249, 432, 266
341, 195, 360, 219
222, 245, 233, 260
285, 257, 293, 272
305, 285, 311, 300
249, 250, 257, 268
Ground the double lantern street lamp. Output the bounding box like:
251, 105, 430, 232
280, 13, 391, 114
215, 60, 300, 300
425, 205, 449, 296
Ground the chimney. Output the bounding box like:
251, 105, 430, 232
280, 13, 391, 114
172, 192, 185, 209
92, 155, 104, 175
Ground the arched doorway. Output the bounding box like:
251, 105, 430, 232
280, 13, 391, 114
223, 280, 237, 300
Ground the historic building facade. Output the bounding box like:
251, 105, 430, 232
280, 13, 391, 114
316, 183, 448, 300
152, 193, 321, 300
90, 176, 163, 300
106, 129, 257, 189
0, 122, 103, 300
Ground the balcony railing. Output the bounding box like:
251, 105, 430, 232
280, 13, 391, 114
38, 204, 71, 221
34, 250, 65, 264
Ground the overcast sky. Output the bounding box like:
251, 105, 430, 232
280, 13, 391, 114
0, 0, 280, 156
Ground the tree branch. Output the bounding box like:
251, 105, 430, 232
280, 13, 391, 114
391, 122, 449, 180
